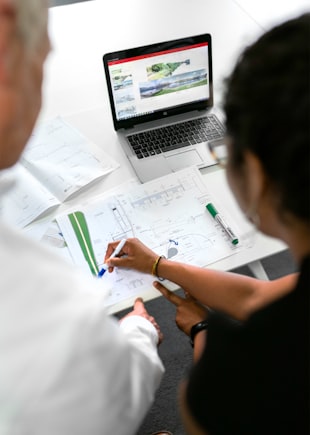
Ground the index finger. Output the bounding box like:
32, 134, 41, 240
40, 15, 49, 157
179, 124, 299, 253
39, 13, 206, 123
153, 281, 183, 307
132, 297, 146, 315
134, 297, 145, 308
105, 240, 122, 262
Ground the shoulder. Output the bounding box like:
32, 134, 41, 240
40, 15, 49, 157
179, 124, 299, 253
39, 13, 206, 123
186, 279, 308, 434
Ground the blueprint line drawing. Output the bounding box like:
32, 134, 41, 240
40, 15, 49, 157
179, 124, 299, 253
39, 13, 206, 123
57, 167, 242, 307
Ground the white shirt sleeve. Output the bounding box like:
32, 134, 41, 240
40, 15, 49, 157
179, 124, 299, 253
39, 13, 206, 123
120, 315, 160, 346
0, 223, 164, 435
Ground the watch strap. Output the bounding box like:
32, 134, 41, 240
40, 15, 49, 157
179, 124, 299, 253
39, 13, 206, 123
190, 320, 208, 347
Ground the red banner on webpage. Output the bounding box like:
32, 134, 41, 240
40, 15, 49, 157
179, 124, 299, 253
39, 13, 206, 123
108, 42, 208, 66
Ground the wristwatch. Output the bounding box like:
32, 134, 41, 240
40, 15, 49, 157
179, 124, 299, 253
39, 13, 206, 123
190, 320, 208, 347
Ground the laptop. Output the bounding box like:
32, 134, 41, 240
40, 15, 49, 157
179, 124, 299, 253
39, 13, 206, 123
103, 33, 225, 182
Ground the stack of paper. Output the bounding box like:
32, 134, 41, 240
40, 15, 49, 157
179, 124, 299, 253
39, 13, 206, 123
0, 117, 119, 227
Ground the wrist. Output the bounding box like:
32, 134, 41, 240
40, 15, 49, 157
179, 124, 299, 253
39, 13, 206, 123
190, 320, 208, 347
151, 255, 166, 278
120, 315, 159, 346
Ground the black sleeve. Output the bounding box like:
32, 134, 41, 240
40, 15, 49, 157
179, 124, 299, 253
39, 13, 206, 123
186, 310, 255, 435
185, 291, 308, 435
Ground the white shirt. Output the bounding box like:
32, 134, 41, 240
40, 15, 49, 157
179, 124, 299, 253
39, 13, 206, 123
0, 179, 164, 435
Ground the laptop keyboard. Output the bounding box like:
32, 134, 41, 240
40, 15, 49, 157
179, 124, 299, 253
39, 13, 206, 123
127, 115, 225, 159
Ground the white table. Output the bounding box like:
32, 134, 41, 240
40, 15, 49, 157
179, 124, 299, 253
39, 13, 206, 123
31, 0, 306, 310
43, 0, 262, 121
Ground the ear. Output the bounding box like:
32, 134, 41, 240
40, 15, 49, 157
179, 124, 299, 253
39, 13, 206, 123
0, 0, 17, 82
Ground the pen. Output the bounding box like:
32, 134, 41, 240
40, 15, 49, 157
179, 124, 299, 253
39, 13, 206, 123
206, 203, 239, 245
97, 238, 127, 277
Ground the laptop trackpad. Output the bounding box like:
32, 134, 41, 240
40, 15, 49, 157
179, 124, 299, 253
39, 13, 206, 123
166, 149, 203, 171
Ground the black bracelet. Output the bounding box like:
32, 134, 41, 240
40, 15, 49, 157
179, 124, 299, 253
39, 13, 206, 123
190, 320, 208, 347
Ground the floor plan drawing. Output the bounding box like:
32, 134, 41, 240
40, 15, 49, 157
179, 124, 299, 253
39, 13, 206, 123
57, 167, 241, 307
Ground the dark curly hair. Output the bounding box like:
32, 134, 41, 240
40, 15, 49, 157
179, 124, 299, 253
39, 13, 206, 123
224, 13, 310, 222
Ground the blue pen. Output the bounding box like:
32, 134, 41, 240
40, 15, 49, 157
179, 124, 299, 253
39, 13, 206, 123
97, 238, 127, 277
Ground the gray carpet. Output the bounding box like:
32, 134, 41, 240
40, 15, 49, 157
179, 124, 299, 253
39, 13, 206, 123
115, 249, 296, 435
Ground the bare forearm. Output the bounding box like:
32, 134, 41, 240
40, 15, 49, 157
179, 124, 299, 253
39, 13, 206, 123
106, 238, 297, 320
192, 330, 207, 362
157, 258, 297, 320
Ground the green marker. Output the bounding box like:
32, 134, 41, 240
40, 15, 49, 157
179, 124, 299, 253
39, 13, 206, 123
206, 203, 239, 245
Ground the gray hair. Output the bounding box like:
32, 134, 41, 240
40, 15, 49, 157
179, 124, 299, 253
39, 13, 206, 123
15, 0, 48, 52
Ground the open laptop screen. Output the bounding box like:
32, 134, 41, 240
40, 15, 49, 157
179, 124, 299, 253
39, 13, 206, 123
103, 34, 213, 130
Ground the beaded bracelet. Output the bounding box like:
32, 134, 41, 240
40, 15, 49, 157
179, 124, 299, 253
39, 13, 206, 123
151, 255, 165, 277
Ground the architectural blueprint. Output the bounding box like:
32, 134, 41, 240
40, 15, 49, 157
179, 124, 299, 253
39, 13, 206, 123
0, 116, 119, 228
56, 167, 241, 307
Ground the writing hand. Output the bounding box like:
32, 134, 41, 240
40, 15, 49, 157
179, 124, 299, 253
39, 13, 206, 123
105, 238, 158, 275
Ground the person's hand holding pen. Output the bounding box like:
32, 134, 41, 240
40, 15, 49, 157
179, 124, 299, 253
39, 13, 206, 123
104, 238, 159, 275
105, 238, 208, 355
104, 239, 164, 346
105, 238, 208, 329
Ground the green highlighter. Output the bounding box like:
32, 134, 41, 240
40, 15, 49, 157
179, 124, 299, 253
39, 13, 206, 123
206, 203, 239, 245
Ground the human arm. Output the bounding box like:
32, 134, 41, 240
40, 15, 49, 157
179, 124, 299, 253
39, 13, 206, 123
148, 284, 208, 432
179, 381, 209, 435
120, 297, 163, 345
153, 282, 208, 361
114, 298, 165, 432
105, 238, 298, 321
7, 234, 164, 435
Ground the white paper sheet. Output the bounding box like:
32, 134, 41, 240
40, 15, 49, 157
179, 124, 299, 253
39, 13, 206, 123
0, 117, 120, 227
57, 167, 242, 307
